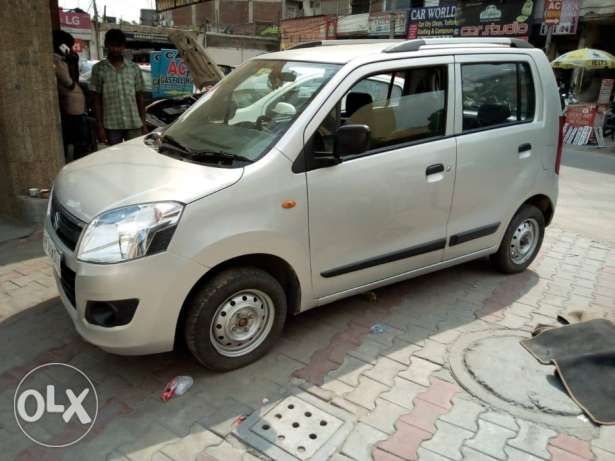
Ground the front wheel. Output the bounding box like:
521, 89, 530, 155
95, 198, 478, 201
491, 205, 545, 274
184, 267, 287, 371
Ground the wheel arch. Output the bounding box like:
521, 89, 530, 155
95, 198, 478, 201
521, 194, 554, 226
174, 253, 302, 347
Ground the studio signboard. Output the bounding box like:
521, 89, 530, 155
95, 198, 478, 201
407, 0, 535, 39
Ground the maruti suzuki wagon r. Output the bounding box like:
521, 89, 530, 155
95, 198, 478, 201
45, 38, 562, 370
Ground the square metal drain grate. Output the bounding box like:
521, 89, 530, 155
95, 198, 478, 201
234, 390, 355, 461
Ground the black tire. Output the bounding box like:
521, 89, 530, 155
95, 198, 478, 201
491, 205, 545, 274
184, 267, 287, 371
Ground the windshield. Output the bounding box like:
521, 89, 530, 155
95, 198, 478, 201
161, 59, 341, 164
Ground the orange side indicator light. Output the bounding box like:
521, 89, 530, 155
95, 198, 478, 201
282, 200, 296, 209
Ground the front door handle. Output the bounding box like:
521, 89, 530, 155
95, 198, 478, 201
426, 163, 445, 176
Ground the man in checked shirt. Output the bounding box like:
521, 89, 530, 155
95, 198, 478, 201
91, 29, 147, 145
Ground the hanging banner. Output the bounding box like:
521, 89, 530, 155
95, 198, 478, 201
150, 49, 194, 98
407, 1, 535, 39
369, 10, 408, 36
538, 0, 579, 35
543, 0, 563, 24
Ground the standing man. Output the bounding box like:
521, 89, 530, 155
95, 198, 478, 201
91, 29, 147, 145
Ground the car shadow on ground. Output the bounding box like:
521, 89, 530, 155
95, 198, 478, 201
0, 257, 540, 459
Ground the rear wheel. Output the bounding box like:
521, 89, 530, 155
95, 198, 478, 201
491, 205, 545, 274
184, 267, 287, 371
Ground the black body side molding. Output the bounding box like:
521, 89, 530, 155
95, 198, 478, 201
321, 238, 446, 278
449, 223, 500, 247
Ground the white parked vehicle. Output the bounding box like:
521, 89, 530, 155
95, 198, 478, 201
45, 38, 562, 370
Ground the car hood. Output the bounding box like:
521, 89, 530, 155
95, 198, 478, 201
53, 138, 243, 222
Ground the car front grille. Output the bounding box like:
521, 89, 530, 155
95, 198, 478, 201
60, 262, 77, 308
49, 196, 86, 251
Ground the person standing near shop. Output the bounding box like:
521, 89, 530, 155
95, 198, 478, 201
53, 30, 89, 161
91, 29, 147, 145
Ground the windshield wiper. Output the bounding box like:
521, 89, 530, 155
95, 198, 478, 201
185, 150, 254, 164
159, 134, 192, 155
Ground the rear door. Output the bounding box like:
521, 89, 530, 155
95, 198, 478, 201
444, 53, 543, 260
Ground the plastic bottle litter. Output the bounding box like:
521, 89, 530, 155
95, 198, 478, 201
161, 376, 194, 401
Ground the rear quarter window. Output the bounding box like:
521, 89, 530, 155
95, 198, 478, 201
461, 62, 535, 132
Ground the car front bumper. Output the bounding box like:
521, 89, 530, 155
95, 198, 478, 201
45, 219, 207, 355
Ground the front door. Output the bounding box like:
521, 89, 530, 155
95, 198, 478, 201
304, 57, 457, 299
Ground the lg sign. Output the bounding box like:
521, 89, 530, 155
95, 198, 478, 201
59, 10, 92, 30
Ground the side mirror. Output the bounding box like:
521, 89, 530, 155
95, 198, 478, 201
271, 102, 297, 116
334, 124, 370, 157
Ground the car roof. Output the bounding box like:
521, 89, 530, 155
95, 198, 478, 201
256, 38, 536, 65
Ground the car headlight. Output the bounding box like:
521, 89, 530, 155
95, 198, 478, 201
77, 202, 184, 263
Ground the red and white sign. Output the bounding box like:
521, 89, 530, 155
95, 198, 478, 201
565, 104, 597, 127
544, 0, 563, 24
59, 10, 92, 30
597, 79, 614, 105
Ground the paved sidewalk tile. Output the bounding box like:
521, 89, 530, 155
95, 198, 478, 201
505, 446, 545, 461
326, 356, 373, 387
413, 340, 447, 366
461, 447, 499, 461
508, 419, 557, 460
361, 398, 409, 435
594, 448, 615, 461
377, 420, 432, 461
480, 411, 519, 431
345, 376, 390, 410
549, 434, 594, 460
398, 399, 447, 433
160, 424, 223, 460
440, 397, 485, 432
414, 378, 460, 410
380, 377, 426, 410
421, 420, 473, 461
593, 426, 615, 454
466, 419, 516, 460
341, 422, 388, 461
385, 341, 423, 366
398, 357, 441, 387
363, 356, 406, 386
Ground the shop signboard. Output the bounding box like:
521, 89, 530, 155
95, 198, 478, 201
337, 13, 369, 36
369, 10, 408, 36
538, 0, 579, 35
597, 79, 614, 106
407, 1, 534, 39
543, 0, 562, 24
59, 9, 92, 40
150, 49, 193, 98
565, 104, 597, 127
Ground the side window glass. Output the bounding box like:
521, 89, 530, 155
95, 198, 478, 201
461, 62, 535, 131
313, 66, 447, 158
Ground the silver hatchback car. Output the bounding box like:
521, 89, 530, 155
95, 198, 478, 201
45, 38, 562, 370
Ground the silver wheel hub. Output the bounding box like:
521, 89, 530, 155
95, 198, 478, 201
210, 289, 275, 357
510, 218, 539, 265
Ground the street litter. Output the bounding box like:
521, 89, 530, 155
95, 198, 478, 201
262, 398, 269, 404
233, 415, 247, 426
362, 291, 378, 302
370, 324, 391, 334
161, 376, 194, 401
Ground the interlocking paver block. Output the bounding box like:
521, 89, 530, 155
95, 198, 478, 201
377, 420, 432, 461
372, 448, 406, 461
385, 341, 423, 366
326, 356, 373, 387
341, 422, 388, 461
508, 419, 557, 460
440, 397, 484, 432
413, 340, 447, 366
361, 398, 409, 435
593, 425, 615, 454
549, 434, 594, 460
380, 377, 426, 410
321, 378, 355, 399
593, 448, 615, 461
349, 339, 390, 364
204, 440, 248, 461
547, 446, 590, 461
398, 398, 447, 433
466, 419, 516, 460
398, 357, 441, 387
421, 420, 473, 461
416, 447, 453, 461
480, 411, 519, 431
160, 424, 223, 461
116, 422, 180, 461
345, 376, 390, 410
461, 447, 499, 461
415, 378, 460, 410
505, 446, 545, 461
362, 356, 405, 386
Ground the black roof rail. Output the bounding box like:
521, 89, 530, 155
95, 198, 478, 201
383, 37, 534, 53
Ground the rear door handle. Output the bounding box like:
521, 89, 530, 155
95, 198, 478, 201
518, 143, 532, 153
426, 163, 445, 176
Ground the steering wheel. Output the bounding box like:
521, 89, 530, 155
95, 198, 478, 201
256, 115, 273, 132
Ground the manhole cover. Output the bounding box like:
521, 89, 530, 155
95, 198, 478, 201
235, 390, 355, 461
449, 329, 589, 429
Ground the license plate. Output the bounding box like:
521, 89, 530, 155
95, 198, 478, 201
43, 231, 62, 275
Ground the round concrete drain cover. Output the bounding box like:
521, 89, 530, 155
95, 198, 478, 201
449, 329, 586, 428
